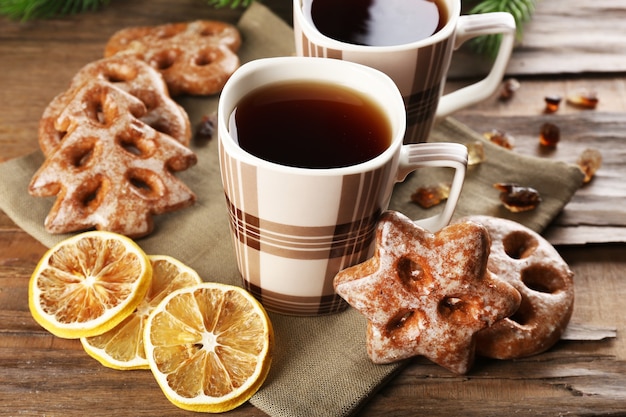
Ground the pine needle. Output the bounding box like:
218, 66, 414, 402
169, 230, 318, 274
0, 0, 110, 21
206, 0, 252, 8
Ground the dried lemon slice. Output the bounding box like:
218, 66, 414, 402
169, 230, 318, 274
81, 255, 202, 370
28, 231, 152, 339
144, 282, 273, 413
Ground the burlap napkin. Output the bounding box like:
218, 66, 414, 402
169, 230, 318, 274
0, 3, 584, 417
390, 117, 585, 231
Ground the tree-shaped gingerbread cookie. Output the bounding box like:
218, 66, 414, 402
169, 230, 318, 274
29, 79, 197, 238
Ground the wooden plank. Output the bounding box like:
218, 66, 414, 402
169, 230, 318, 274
450, 0, 626, 77
0, 346, 266, 417
561, 323, 617, 341
363, 355, 626, 411
545, 225, 626, 245
0, 2, 624, 416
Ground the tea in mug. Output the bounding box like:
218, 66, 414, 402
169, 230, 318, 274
229, 81, 391, 169
308, 0, 447, 47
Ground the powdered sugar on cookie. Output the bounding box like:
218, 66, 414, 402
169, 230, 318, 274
334, 211, 521, 374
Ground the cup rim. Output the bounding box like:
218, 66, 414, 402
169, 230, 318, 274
218, 57, 407, 176
293, 0, 461, 52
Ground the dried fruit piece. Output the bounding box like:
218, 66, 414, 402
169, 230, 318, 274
466, 141, 486, 166
484, 129, 515, 150
567, 89, 598, 109
544, 95, 562, 113
499, 78, 520, 101
411, 183, 451, 208
81, 255, 203, 370
144, 282, 273, 413
28, 231, 152, 339
494, 183, 542, 212
195, 112, 218, 142
539, 122, 560, 147
577, 148, 602, 183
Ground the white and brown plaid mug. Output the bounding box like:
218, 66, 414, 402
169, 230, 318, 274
218, 57, 467, 315
294, 0, 516, 143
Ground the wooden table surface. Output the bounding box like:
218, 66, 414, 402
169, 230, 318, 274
1, 1, 625, 416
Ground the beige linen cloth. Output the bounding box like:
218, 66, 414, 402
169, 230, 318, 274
0, 3, 584, 416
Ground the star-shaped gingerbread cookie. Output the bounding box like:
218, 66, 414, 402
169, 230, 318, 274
334, 211, 521, 374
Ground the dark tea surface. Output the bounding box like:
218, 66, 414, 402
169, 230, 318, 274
309, 0, 446, 46
230, 81, 391, 169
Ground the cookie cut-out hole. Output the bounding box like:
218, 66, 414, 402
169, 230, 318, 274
147, 119, 175, 137
396, 256, 426, 289
150, 50, 178, 71
386, 309, 414, 333
50, 130, 67, 154
507, 297, 533, 326
195, 50, 215, 67
151, 50, 179, 70
67, 137, 97, 168
199, 27, 219, 37
102, 63, 138, 83
76, 175, 108, 211
116, 129, 154, 158
521, 265, 566, 294
127, 168, 164, 198
86, 97, 107, 125
45, 129, 70, 154
72, 148, 94, 168
438, 297, 466, 319
503, 231, 538, 259
121, 142, 141, 156
55, 130, 68, 148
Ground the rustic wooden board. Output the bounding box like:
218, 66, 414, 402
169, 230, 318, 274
1, 2, 625, 416
362, 355, 626, 417
450, 0, 626, 77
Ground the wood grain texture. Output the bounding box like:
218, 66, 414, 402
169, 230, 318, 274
454, 111, 626, 244
449, 0, 626, 77
448, 73, 626, 244
0, 0, 625, 416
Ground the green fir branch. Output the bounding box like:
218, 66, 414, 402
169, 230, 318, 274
0, 0, 110, 21
465, 0, 538, 58
206, 0, 252, 8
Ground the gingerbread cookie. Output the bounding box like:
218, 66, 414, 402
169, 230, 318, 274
39, 56, 191, 157
29, 80, 197, 238
461, 215, 575, 360
104, 20, 241, 95
334, 211, 521, 374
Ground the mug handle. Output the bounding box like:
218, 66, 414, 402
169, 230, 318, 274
436, 12, 516, 119
396, 142, 468, 232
